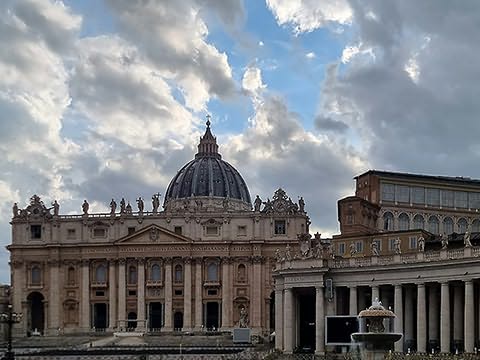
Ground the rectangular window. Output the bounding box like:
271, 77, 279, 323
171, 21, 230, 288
95, 290, 105, 297
174, 289, 183, 296
355, 241, 364, 253
441, 190, 454, 207
381, 183, 395, 202
412, 187, 425, 204
426, 188, 440, 206
274, 220, 286, 235
395, 185, 410, 203
409, 236, 417, 249
372, 239, 382, 251
30, 225, 42, 239
338, 243, 345, 256
346, 214, 354, 225
206, 226, 218, 235
455, 191, 468, 208
128, 227, 135, 235
207, 289, 218, 296
128, 290, 136, 296
469, 192, 480, 209
174, 226, 183, 235
237, 225, 247, 236
67, 228, 76, 239
388, 238, 396, 251
93, 228, 107, 238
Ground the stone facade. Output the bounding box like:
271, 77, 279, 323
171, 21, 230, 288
8, 123, 309, 337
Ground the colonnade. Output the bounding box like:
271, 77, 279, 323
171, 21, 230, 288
276, 280, 479, 354
74, 256, 266, 333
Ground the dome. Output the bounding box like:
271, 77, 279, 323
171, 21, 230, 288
164, 119, 251, 207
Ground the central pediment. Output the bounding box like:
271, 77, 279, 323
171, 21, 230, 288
114, 224, 192, 245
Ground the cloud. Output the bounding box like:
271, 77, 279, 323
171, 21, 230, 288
318, 0, 480, 176
242, 66, 266, 96
266, 0, 352, 33
315, 115, 349, 133
105, 0, 237, 111
223, 89, 365, 235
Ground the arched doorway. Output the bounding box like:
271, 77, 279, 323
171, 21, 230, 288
127, 312, 137, 330
174, 311, 184, 330
27, 292, 44, 335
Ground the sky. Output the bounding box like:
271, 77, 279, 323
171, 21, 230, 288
1, 0, 480, 283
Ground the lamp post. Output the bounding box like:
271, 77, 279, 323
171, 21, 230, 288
0, 304, 22, 360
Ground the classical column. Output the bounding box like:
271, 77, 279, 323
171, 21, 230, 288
117, 258, 126, 330
48, 260, 60, 334
464, 280, 474, 353
440, 282, 450, 353
137, 258, 145, 331
194, 259, 203, 330
371, 285, 379, 303
315, 286, 325, 355
11, 260, 25, 335
428, 285, 439, 349
453, 284, 463, 350
221, 258, 231, 330
284, 288, 294, 353
417, 283, 426, 353
394, 284, 404, 352
80, 260, 90, 331
252, 256, 262, 329
164, 258, 173, 330
349, 286, 357, 315
275, 289, 283, 350
183, 258, 192, 331
404, 286, 414, 350
108, 260, 117, 331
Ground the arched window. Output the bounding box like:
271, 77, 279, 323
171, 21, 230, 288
383, 212, 394, 231
174, 264, 183, 283
67, 266, 75, 285
237, 264, 247, 283
472, 219, 480, 233
458, 218, 468, 233
128, 266, 137, 284
31, 266, 41, 285
95, 265, 106, 283
443, 217, 454, 235
151, 264, 161, 281
428, 216, 439, 234
413, 214, 425, 230
398, 213, 410, 231
207, 263, 218, 282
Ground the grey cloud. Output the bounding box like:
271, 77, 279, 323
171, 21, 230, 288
106, 0, 237, 103
318, 0, 480, 178
13, 0, 81, 54
223, 95, 362, 233
314, 115, 349, 132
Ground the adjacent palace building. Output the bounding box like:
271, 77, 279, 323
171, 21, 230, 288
8, 123, 480, 354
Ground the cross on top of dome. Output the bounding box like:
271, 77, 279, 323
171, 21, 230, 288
196, 114, 220, 159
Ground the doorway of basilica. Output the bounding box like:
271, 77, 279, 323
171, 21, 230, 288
27, 292, 44, 335
205, 302, 219, 330
93, 303, 107, 329
174, 311, 184, 330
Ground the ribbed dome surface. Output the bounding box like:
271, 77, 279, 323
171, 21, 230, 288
164, 119, 251, 205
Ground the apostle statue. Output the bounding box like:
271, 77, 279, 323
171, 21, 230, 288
254, 195, 262, 212
298, 197, 305, 213
82, 200, 89, 215
120, 198, 126, 214
152, 193, 160, 213
51, 200, 59, 216
12, 203, 19, 218
110, 199, 117, 214
137, 197, 144, 213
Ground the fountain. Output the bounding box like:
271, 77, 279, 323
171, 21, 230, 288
351, 299, 402, 359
